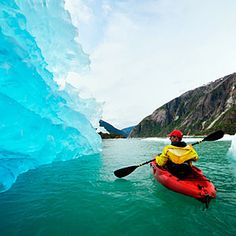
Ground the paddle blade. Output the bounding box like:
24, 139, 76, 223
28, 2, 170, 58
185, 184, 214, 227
203, 130, 224, 141
114, 165, 138, 178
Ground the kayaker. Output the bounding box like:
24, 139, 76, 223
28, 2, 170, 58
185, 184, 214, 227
155, 130, 199, 178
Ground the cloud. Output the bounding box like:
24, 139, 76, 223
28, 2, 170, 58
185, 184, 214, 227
65, 0, 236, 129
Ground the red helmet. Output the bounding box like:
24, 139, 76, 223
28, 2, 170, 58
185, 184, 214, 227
168, 130, 183, 139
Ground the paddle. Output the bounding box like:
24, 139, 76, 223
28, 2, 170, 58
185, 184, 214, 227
114, 130, 224, 178
191, 130, 224, 145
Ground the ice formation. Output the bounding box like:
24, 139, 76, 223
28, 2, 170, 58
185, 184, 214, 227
0, 0, 102, 192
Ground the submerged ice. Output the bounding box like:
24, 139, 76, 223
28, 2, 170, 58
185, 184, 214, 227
0, 0, 102, 192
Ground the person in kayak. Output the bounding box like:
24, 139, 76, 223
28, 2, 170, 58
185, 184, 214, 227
155, 130, 199, 178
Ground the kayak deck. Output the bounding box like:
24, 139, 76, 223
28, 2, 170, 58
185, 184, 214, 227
150, 161, 216, 205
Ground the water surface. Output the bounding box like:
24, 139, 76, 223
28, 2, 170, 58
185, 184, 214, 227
0, 139, 235, 236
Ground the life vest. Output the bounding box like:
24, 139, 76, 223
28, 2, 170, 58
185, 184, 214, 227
156, 144, 198, 166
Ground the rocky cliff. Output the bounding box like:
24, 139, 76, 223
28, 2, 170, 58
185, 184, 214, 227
129, 73, 236, 137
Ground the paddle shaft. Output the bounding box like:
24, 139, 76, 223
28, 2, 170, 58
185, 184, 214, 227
138, 158, 156, 167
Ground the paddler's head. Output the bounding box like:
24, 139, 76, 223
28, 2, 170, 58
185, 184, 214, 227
168, 130, 183, 142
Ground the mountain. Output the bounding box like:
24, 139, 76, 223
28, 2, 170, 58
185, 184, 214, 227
129, 73, 236, 137
122, 126, 135, 136
98, 120, 128, 138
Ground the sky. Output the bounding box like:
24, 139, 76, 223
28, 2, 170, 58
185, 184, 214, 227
64, 0, 236, 129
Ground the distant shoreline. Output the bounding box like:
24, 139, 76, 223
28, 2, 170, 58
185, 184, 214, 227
101, 134, 235, 141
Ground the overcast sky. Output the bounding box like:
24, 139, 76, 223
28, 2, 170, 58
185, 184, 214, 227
64, 0, 236, 129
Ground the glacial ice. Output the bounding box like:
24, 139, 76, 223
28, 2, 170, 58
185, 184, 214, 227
0, 0, 102, 192
228, 135, 236, 161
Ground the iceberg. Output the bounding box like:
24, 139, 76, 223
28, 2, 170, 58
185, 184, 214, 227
0, 0, 102, 192
228, 134, 236, 161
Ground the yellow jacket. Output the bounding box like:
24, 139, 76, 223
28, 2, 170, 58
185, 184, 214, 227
155, 144, 198, 166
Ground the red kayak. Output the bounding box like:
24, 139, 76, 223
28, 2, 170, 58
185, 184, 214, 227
150, 161, 216, 207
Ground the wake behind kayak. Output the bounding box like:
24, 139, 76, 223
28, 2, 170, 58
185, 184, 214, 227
150, 161, 216, 208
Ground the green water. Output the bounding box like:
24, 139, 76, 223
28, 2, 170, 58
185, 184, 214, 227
0, 139, 235, 236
